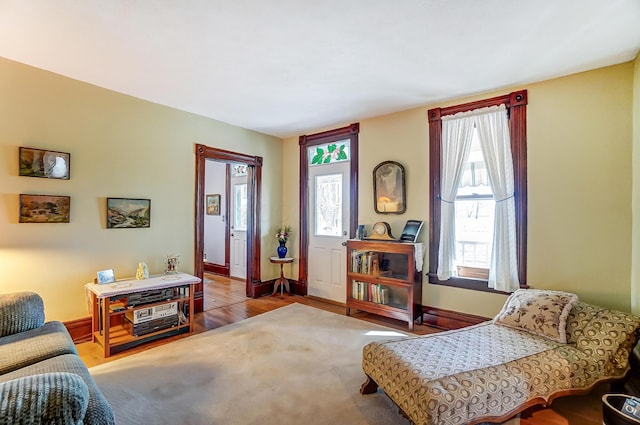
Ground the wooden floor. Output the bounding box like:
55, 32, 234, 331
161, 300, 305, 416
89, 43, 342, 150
77, 274, 607, 424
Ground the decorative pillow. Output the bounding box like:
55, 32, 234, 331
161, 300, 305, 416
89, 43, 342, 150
493, 289, 578, 343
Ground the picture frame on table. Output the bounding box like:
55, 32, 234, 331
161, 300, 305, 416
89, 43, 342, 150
19, 147, 70, 180
96, 269, 116, 284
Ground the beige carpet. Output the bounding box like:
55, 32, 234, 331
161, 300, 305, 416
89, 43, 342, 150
90, 303, 413, 425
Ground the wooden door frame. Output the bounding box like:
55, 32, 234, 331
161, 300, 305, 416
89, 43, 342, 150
194, 144, 263, 312
298, 123, 359, 294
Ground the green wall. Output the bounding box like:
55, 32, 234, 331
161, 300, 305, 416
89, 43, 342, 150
0, 57, 282, 321
283, 61, 636, 317
2, 54, 637, 321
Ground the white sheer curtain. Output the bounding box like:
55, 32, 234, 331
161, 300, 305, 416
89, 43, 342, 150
475, 105, 519, 291
437, 114, 474, 280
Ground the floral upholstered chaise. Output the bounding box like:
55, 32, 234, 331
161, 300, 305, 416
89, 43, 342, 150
360, 289, 640, 425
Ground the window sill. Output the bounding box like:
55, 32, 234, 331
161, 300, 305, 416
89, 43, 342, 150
427, 273, 513, 295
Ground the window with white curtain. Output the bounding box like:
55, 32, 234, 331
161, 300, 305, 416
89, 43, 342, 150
455, 128, 494, 279
427, 90, 528, 294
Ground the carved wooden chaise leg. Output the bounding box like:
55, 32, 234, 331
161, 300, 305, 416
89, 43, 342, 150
360, 375, 379, 394
361, 375, 415, 424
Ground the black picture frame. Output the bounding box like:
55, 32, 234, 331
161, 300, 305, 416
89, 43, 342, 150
399, 220, 424, 242
373, 161, 406, 214
106, 198, 151, 228
19, 147, 70, 179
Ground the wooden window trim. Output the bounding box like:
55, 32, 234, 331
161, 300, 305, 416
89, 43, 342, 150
427, 90, 527, 294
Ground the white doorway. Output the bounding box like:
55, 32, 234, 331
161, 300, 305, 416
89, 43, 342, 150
203, 161, 227, 268
229, 180, 247, 279
307, 148, 350, 303
202, 161, 248, 280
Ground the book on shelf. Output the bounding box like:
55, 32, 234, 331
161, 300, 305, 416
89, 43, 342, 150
351, 251, 381, 275
351, 281, 389, 305
351, 281, 366, 301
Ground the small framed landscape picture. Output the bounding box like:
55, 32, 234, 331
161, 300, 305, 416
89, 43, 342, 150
107, 198, 151, 229
206, 194, 221, 215
19, 147, 70, 179
19, 194, 71, 223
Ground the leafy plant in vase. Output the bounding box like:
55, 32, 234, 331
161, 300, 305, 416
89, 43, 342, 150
276, 226, 291, 258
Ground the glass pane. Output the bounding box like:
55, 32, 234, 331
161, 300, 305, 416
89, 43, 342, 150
454, 199, 494, 268
308, 139, 350, 166
457, 128, 492, 197
455, 129, 494, 269
315, 173, 342, 236
234, 183, 247, 231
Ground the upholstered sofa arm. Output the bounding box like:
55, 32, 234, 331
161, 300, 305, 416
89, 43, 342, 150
0, 292, 46, 338
566, 302, 640, 373
0, 372, 89, 425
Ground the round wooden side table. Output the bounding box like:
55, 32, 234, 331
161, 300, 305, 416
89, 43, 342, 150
269, 256, 294, 297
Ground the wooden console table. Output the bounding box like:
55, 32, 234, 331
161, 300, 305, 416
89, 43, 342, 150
85, 273, 201, 357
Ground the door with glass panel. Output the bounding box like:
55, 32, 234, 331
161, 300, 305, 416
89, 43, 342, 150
229, 179, 247, 279
307, 144, 350, 303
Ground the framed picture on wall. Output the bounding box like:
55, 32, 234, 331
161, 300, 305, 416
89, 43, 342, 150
206, 194, 221, 215
19, 194, 71, 223
19, 147, 71, 179
373, 161, 406, 214
106, 198, 151, 228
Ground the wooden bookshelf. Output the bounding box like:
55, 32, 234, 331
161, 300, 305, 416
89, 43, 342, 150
346, 240, 423, 330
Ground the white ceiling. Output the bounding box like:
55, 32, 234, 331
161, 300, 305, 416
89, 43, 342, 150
1, 1, 639, 138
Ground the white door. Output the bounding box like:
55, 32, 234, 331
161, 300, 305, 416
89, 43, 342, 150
307, 160, 350, 302
229, 180, 247, 279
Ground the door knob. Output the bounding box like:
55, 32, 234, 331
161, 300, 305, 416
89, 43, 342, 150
341, 241, 347, 246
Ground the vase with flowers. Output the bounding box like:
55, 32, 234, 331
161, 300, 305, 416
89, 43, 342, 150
276, 226, 291, 258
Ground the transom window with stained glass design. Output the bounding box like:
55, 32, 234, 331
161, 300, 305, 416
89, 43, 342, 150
308, 140, 350, 166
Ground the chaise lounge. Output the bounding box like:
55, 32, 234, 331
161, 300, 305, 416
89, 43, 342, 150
360, 289, 640, 425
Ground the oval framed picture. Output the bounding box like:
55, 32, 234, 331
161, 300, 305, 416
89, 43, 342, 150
373, 161, 406, 214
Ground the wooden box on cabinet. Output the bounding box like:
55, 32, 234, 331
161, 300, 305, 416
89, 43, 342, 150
346, 239, 423, 330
